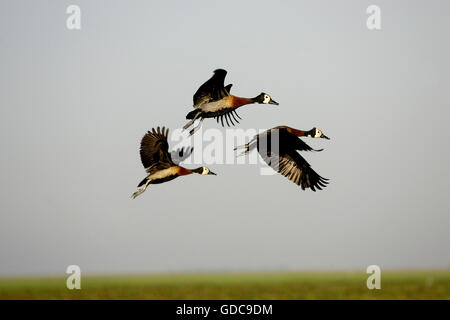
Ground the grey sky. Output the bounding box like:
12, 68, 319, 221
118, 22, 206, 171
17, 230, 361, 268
0, 0, 449, 276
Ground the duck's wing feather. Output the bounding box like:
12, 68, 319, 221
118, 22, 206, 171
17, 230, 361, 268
193, 69, 230, 107
224, 84, 232, 93
258, 149, 329, 191
140, 127, 174, 172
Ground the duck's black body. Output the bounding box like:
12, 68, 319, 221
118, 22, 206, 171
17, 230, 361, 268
236, 126, 330, 191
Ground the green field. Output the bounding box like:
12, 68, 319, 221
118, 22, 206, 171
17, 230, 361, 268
1, 271, 449, 300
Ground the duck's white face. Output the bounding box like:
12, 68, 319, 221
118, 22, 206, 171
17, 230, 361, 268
262, 94, 271, 104
201, 166, 210, 175
314, 128, 323, 138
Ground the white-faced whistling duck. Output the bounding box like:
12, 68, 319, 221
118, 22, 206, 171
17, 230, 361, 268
183, 69, 279, 136
132, 126, 216, 199
235, 126, 330, 191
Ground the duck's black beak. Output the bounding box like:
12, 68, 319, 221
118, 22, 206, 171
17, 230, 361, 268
208, 171, 217, 175
321, 134, 330, 140
269, 99, 279, 105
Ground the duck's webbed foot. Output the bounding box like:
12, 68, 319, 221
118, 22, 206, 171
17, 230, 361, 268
234, 138, 257, 156
131, 188, 145, 199
189, 118, 204, 136
131, 180, 151, 199
183, 111, 201, 131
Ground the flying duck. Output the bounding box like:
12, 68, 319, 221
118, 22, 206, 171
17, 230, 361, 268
235, 126, 330, 191
183, 69, 279, 135
132, 126, 216, 199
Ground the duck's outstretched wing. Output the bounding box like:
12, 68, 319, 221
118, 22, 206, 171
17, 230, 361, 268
193, 69, 231, 107
139, 127, 174, 173
258, 149, 329, 191
170, 146, 194, 164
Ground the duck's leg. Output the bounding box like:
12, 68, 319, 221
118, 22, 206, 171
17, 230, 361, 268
234, 143, 248, 150
131, 179, 151, 199
234, 138, 257, 156
234, 137, 256, 150
189, 118, 204, 136
183, 112, 201, 131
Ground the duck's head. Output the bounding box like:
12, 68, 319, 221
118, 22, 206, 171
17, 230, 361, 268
193, 166, 216, 175
307, 127, 330, 140
253, 93, 279, 105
